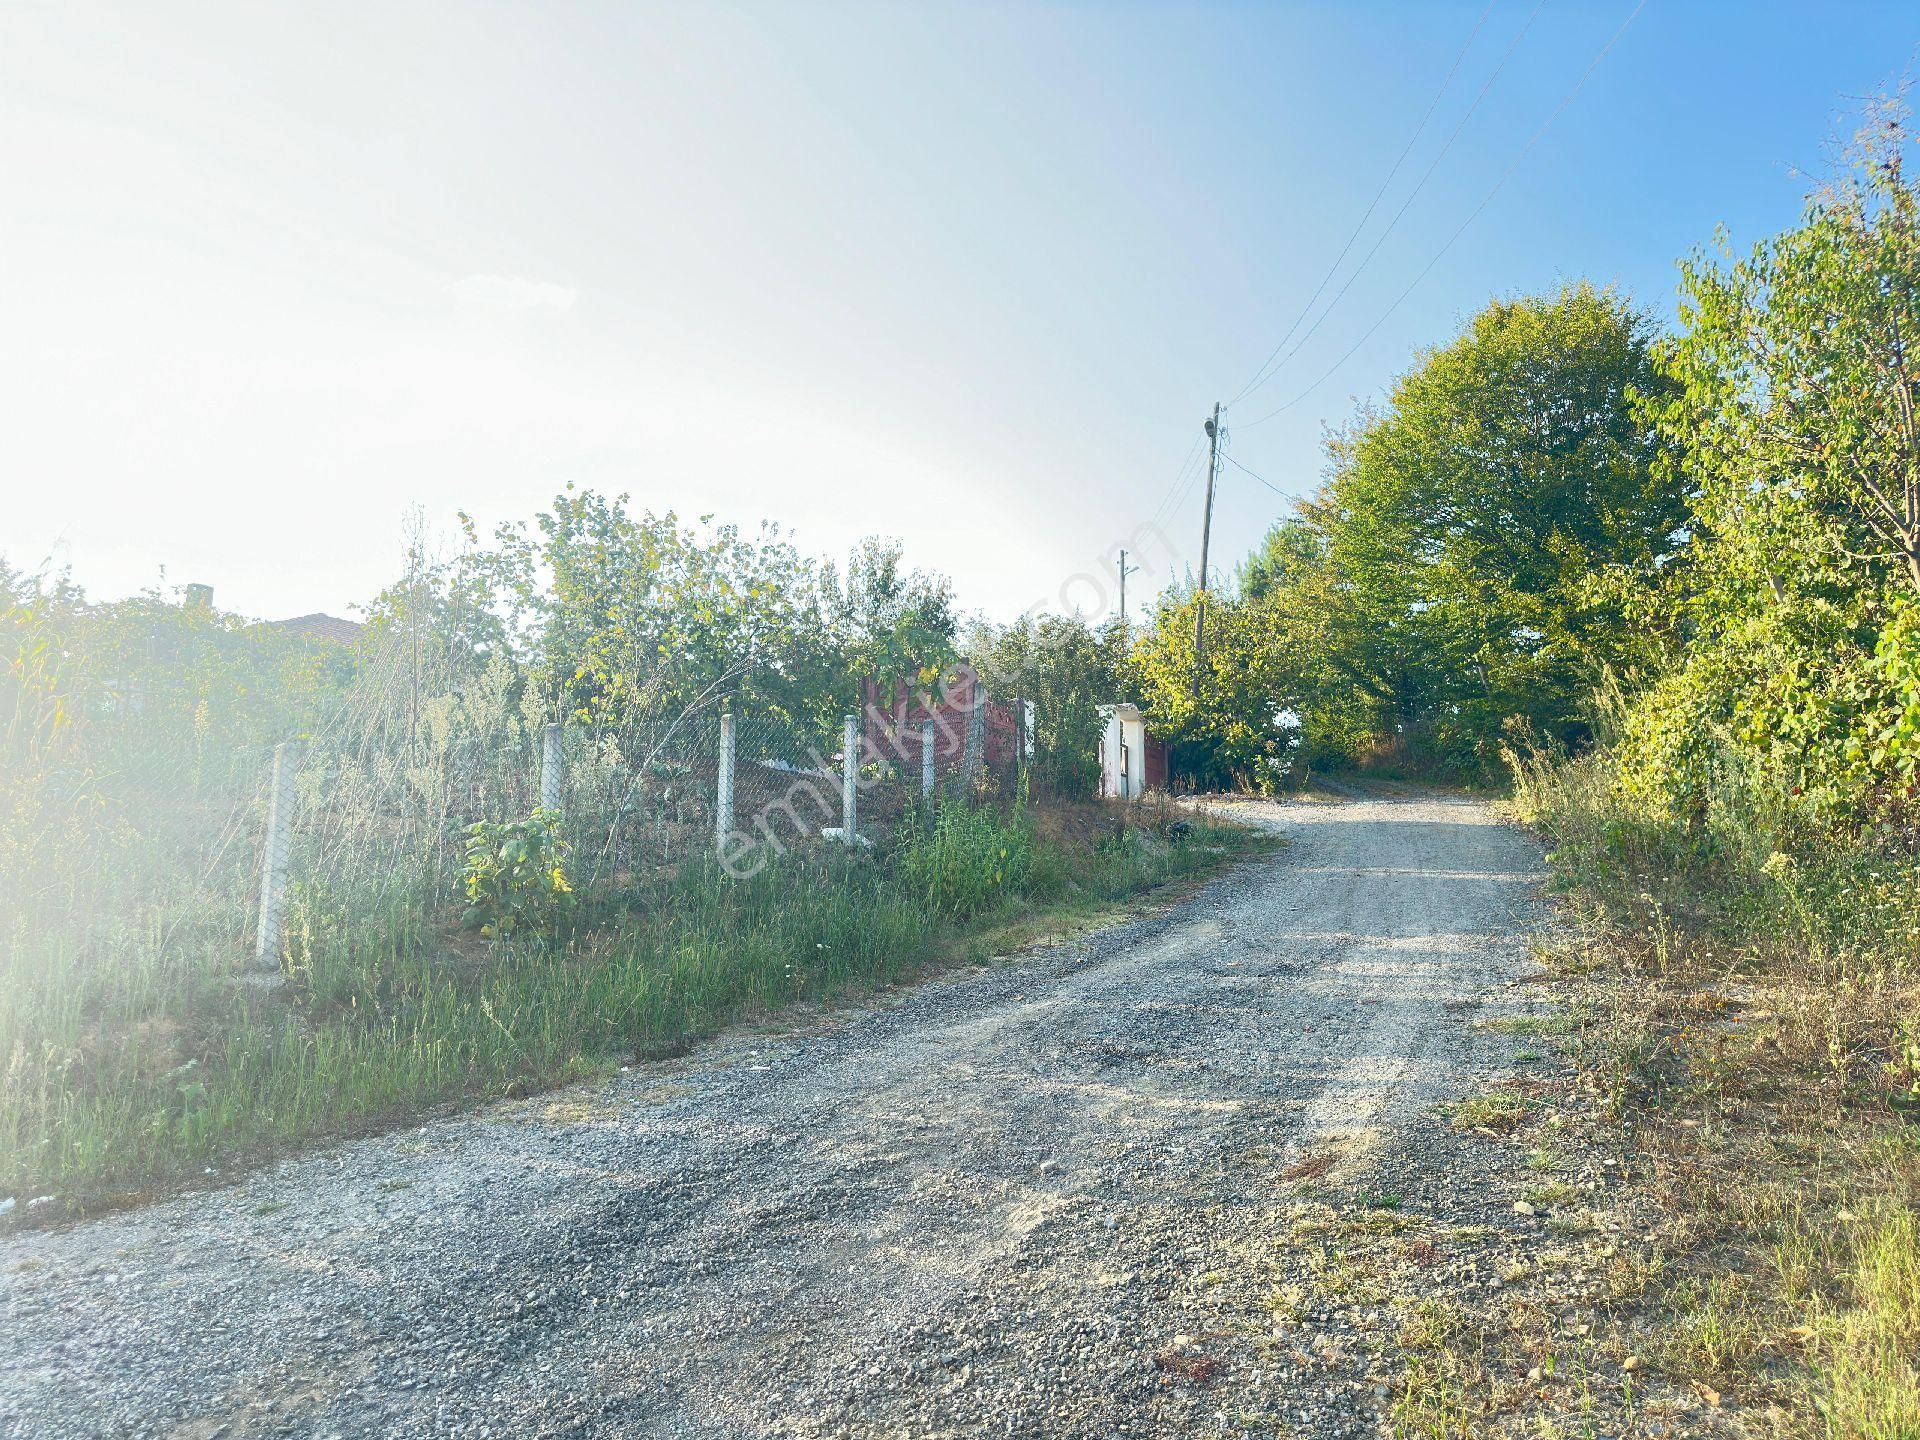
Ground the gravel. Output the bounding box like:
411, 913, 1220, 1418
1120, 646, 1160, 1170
0, 790, 1548, 1439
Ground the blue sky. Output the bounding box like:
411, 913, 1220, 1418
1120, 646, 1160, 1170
4, 1, 1916, 625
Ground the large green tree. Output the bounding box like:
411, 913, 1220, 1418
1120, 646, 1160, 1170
1128, 585, 1302, 791
967, 612, 1125, 799
468, 492, 955, 741
1299, 281, 1684, 772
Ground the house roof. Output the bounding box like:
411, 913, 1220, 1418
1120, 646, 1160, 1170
270, 613, 364, 645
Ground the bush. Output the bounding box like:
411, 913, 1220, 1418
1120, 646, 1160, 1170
895, 799, 1034, 918
462, 808, 573, 938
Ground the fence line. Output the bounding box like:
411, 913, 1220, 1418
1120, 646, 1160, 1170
239, 679, 1038, 967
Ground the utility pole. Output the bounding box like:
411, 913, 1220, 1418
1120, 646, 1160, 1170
1116, 549, 1140, 628
1192, 402, 1220, 700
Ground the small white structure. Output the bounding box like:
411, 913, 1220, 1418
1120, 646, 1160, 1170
1098, 703, 1149, 801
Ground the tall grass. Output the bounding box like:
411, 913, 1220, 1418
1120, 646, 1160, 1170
896, 794, 1035, 917
1510, 740, 1920, 1433
2, 793, 1258, 1209
4, 571, 1267, 1212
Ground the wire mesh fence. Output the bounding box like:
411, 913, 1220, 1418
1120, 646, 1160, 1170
4, 614, 1043, 994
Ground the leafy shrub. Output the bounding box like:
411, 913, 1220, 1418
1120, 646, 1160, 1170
462, 808, 573, 938
967, 613, 1120, 800
895, 800, 1033, 918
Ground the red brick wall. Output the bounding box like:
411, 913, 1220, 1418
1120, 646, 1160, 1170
861, 666, 1022, 776
1143, 736, 1169, 792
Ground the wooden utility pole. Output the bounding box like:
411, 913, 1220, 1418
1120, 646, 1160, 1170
1116, 549, 1140, 628
1192, 403, 1220, 700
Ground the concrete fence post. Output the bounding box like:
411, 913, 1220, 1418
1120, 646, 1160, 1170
962, 696, 984, 792
715, 712, 736, 858
254, 739, 303, 969
841, 713, 859, 844
540, 722, 563, 811
920, 719, 936, 802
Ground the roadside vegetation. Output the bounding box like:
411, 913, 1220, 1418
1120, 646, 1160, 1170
1510, 746, 1920, 1434
1137, 103, 1920, 1433
1499, 110, 1920, 1435
2, 493, 1263, 1214
4, 773, 1256, 1211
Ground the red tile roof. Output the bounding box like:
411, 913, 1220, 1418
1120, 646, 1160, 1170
270, 613, 364, 644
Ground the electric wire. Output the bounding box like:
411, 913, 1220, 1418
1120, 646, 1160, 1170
1222, 451, 1289, 498
1235, 0, 1651, 432
1148, 433, 1207, 531
1227, 0, 1501, 408
1231, 0, 1544, 408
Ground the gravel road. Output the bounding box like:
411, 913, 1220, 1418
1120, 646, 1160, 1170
0, 790, 1548, 1440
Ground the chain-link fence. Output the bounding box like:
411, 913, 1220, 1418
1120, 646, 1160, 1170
5, 621, 1042, 990
257, 682, 1031, 957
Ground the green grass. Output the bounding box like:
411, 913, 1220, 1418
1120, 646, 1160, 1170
1479, 1010, 1576, 1037
1445, 1089, 1533, 1135
1, 803, 1269, 1212
1520, 1180, 1582, 1210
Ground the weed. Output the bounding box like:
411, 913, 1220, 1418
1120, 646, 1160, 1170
1397, 1299, 1461, 1353
1512, 741, 1920, 1429
1447, 1090, 1534, 1135
1521, 1181, 1582, 1210
1282, 1150, 1337, 1182
1481, 1010, 1576, 1038
2, 802, 1265, 1208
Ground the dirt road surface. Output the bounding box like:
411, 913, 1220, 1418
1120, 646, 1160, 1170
0, 791, 1548, 1439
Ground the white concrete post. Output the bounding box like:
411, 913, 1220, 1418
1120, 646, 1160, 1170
842, 713, 859, 844
540, 722, 563, 811
254, 739, 302, 969
715, 712, 736, 857
920, 719, 936, 801
962, 696, 984, 791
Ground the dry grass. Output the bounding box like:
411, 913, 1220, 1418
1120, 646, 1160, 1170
1508, 747, 1920, 1434
1282, 1150, 1338, 1181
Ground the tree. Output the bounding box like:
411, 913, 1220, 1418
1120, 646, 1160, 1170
1620, 110, 1920, 820
967, 613, 1123, 799
1236, 517, 1325, 603
1128, 586, 1299, 792
821, 537, 958, 689
1302, 281, 1683, 772
471, 489, 844, 734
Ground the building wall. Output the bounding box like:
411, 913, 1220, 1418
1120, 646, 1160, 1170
861, 669, 1022, 778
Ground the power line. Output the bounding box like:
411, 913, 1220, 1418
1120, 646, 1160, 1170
1147, 432, 1206, 531
1236, 0, 1650, 433
1232, 0, 1544, 409
1150, 436, 1209, 532
1222, 451, 1288, 498
1228, 0, 1501, 408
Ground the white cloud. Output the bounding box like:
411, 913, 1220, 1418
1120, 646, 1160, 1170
449, 273, 579, 313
